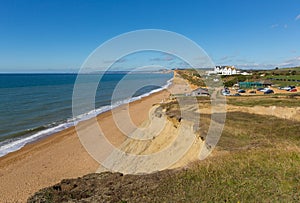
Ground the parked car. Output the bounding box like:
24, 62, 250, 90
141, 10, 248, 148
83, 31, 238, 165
222, 92, 231, 96
282, 86, 291, 91
264, 89, 274, 94
260, 88, 270, 92
221, 88, 230, 96
238, 89, 246, 93
257, 87, 264, 91
290, 88, 297, 92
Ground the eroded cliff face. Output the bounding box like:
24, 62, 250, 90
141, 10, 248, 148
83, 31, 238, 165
97, 101, 205, 174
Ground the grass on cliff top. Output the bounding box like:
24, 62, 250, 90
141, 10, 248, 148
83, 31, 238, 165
158, 150, 300, 203
226, 94, 300, 107
156, 111, 300, 202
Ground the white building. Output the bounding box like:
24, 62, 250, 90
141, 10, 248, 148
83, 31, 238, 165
215, 66, 237, 75
206, 66, 252, 76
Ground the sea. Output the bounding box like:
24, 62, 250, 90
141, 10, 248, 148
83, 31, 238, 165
0, 72, 173, 157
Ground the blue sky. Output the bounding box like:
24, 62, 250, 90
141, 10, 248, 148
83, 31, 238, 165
0, 0, 300, 72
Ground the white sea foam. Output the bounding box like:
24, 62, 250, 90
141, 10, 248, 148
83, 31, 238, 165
0, 78, 173, 157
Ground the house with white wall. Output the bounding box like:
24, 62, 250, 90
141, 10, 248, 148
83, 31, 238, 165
215, 66, 237, 75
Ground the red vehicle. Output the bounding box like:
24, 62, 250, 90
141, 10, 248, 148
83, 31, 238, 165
290, 88, 297, 92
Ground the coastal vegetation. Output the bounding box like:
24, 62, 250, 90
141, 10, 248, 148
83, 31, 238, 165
226, 94, 300, 107
225, 66, 300, 87
176, 69, 206, 87
175, 66, 300, 88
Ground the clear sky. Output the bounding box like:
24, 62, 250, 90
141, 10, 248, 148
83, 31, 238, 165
0, 0, 300, 72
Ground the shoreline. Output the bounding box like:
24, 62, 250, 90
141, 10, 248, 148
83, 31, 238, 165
0, 77, 173, 158
0, 88, 171, 202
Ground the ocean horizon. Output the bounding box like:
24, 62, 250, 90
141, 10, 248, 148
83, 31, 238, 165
0, 72, 173, 157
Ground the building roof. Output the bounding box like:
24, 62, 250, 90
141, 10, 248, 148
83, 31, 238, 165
216, 66, 236, 70
192, 88, 209, 94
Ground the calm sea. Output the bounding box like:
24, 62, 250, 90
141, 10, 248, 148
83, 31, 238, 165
0, 73, 172, 157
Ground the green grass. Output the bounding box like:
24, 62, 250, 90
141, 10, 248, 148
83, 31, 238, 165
227, 96, 300, 107
218, 66, 300, 87
154, 111, 300, 202
176, 69, 206, 87
265, 74, 300, 86
156, 150, 300, 202
266, 75, 300, 80
252, 67, 300, 86
219, 111, 300, 149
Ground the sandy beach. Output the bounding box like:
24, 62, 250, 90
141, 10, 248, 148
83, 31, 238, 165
0, 89, 171, 202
